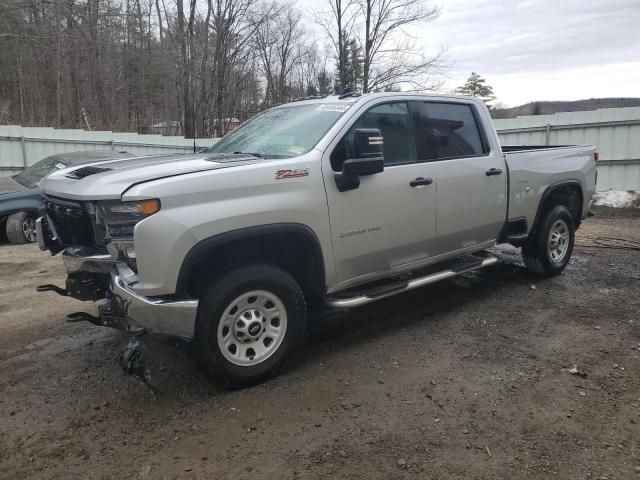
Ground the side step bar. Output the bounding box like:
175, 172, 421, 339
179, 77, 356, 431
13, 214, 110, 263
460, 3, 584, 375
328, 252, 499, 309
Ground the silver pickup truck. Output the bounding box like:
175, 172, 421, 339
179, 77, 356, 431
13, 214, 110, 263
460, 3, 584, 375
37, 92, 597, 387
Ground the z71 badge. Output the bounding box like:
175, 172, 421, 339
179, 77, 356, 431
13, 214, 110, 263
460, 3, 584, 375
275, 168, 309, 179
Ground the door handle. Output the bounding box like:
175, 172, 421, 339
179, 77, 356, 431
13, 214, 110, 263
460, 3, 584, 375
486, 168, 503, 176
410, 177, 433, 187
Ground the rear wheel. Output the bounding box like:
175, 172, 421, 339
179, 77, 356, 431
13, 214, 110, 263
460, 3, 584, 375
194, 264, 307, 388
522, 205, 575, 276
6, 211, 37, 244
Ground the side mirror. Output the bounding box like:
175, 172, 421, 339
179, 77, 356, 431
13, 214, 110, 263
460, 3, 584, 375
342, 157, 384, 176
354, 128, 384, 160
335, 128, 384, 192
433, 134, 449, 147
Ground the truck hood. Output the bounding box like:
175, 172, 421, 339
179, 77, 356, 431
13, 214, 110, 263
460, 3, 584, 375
0, 176, 29, 196
39, 152, 270, 200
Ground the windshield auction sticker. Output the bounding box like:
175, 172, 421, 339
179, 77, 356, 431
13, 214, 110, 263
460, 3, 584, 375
316, 104, 351, 113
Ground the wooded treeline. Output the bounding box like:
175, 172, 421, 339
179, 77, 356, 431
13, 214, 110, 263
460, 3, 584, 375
0, 0, 443, 137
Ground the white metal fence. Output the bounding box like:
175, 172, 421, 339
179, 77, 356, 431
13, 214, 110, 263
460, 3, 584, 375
494, 107, 640, 191
2, 107, 639, 191
0, 125, 215, 176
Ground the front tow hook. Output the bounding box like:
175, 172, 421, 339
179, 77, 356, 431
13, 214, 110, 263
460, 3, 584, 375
36, 284, 68, 296
64, 311, 101, 325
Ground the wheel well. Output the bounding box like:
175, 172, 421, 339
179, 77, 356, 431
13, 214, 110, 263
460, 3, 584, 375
536, 183, 583, 231
178, 226, 326, 310
3, 209, 38, 218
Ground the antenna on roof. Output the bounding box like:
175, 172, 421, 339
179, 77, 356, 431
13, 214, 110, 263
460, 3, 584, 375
338, 88, 361, 100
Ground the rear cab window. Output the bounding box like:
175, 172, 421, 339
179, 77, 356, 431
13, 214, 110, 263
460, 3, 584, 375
408, 102, 488, 161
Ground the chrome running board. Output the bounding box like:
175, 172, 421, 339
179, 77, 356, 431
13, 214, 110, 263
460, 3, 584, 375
327, 251, 499, 309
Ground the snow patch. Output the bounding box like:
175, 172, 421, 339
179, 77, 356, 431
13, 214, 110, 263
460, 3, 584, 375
592, 190, 640, 209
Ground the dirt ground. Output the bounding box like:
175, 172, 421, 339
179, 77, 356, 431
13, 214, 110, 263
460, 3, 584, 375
1, 211, 639, 480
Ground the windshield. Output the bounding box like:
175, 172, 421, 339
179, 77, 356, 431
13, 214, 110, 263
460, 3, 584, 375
14, 156, 67, 188
206, 103, 351, 158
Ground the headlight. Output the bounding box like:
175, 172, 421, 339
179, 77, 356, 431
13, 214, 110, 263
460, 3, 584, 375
97, 199, 161, 240
97, 199, 159, 273
100, 199, 160, 219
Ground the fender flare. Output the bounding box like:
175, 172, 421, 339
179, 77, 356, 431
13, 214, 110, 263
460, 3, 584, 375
530, 180, 583, 237
175, 222, 326, 298
0, 198, 42, 218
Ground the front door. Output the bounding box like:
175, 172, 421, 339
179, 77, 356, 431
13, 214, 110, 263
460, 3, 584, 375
408, 100, 506, 256
323, 101, 438, 291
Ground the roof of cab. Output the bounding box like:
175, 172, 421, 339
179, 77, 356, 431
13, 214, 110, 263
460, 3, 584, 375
273, 91, 481, 109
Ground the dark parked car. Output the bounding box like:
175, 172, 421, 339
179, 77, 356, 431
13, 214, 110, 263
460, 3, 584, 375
0, 150, 134, 244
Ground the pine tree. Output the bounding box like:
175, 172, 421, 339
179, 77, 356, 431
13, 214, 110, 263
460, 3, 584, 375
317, 69, 334, 96
334, 35, 362, 93
456, 72, 496, 106
346, 38, 363, 91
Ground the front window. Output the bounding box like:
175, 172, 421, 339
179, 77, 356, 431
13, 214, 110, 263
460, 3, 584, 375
331, 102, 417, 170
14, 156, 67, 188
206, 103, 351, 158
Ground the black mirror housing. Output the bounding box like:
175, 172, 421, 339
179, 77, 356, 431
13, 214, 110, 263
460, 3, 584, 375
342, 157, 384, 176
334, 128, 385, 192
354, 128, 384, 159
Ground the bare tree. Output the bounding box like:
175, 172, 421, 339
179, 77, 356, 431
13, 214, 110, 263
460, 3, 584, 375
174, 0, 197, 137
314, 0, 358, 92
0, 0, 444, 137
317, 0, 445, 93
254, 3, 310, 106
154, 0, 171, 132
208, 0, 262, 136
358, 0, 445, 92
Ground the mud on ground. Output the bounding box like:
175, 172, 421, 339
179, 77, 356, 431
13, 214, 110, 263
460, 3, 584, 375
0, 210, 639, 479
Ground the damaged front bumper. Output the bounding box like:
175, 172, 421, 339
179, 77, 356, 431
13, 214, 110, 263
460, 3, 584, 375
109, 272, 198, 339
63, 246, 113, 274
37, 216, 198, 340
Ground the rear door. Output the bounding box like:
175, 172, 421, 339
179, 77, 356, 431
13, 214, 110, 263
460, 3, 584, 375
323, 101, 438, 291
408, 100, 506, 256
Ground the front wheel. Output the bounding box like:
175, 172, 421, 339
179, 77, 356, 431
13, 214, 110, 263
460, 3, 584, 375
6, 211, 38, 244
194, 264, 307, 388
522, 205, 575, 276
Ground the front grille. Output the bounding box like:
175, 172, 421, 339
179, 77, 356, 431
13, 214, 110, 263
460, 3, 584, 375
44, 195, 96, 245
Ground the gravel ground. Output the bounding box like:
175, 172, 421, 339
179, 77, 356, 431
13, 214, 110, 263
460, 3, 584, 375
0, 210, 639, 480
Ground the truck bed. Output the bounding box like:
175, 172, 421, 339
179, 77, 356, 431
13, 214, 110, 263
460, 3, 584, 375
503, 145, 597, 233
501, 145, 576, 153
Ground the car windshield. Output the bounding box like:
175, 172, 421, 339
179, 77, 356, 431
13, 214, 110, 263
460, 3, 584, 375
205, 103, 351, 158
14, 156, 67, 188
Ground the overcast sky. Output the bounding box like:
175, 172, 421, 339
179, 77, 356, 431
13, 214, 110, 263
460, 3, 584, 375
299, 0, 640, 106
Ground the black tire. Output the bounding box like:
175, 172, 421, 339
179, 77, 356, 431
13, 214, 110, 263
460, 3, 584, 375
194, 264, 307, 388
522, 205, 575, 276
6, 211, 37, 244
0, 219, 7, 243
